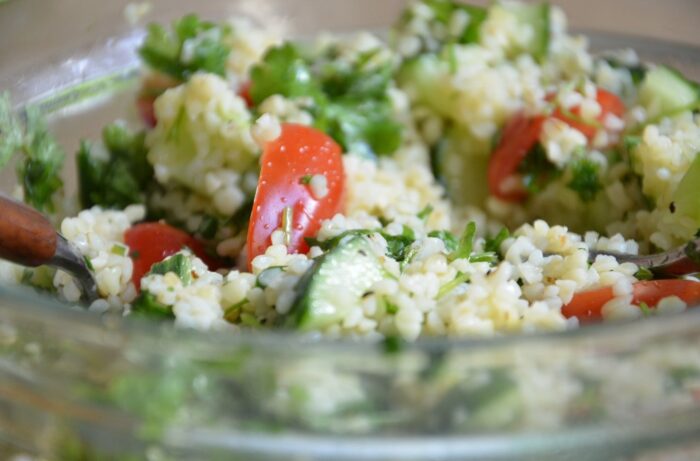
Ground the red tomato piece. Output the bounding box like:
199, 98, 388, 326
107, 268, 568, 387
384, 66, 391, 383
562, 280, 700, 324
552, 89, 625, 140
125, 222, 221, 290
238, 81, 254, 108
487, 113, 546, 202
135, 74, 179, 128
560, 285, 615, 324
137, 94, 157, 128
488, 89, 626, 203
246, 123, 345, 269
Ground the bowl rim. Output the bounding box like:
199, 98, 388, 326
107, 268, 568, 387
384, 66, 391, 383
3, 279, 700, 355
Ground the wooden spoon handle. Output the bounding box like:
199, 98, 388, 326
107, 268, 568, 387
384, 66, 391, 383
0, 194, 57, 267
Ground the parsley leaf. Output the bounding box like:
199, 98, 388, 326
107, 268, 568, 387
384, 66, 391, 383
449, 221, 477, 261
634, 266, 654, 281
638, 301, 654, 317
428, 230, 459, 252
197, 214, 219, 240
249, 41, 403, 157
77, 123, 153, 209
131, 291, 174, 319
319, 99, 402, 157
249, 43, 321, 105
518, 143, 558, 194
567, 158, 602, 203
306, 228, 417, 263
138, 14, 231, 81
393, 0, 487, 57
417, 204, 434, 220
437, 271, 470, 299
603, 58, 647, 85
484, 227, 509, 254
0, 94, 65, 212
149, 253, 193, 285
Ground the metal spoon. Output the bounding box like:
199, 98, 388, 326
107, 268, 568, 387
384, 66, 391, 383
589, 238, 700, 277
0, 194, 99, 303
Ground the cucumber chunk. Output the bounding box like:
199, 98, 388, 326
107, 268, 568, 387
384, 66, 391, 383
673, 152, 700, 226
286, 236, 384, 330
397, 54, 454, 118
501, 2, 551, 60
432, 127, 491, 206
639, 66, 700, 121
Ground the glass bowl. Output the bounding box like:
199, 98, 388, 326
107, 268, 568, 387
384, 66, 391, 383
1, 1, 700, 460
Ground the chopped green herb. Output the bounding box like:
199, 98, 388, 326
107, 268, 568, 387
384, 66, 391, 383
111, 244, 128, 256
230, 198, 254, 233
393, 0, 487, 56
197, 214, 219, 240
255, 266, 286, 289
317, 46, 394, 101
567, 158, 602, 203
0, 93, 65, 212
399, 246, 419, 271
309, 229, 418, 263
148, 253, 193, 285
382, 334, 403, 354
83, 256, 95, 271
384, 233, 416, 264
319, 98, 402, 157
428, 230, 459, 252
249, 43, 320, 104
224, 299, 248, 322
437, 271, 470, 299
634, 266, 654, 281
249, 41, 402, 157
138, 14, 231, 81
417, 204, 434, 220
468, 252, 499, 264
383, 298, 399, 315
484, 227, 510, 254
449, 221, 477, 261
240, 312, 261, 328
638, 301, 654, 316
623, 135, 641, 153
77, 123, 153, 209
130, 250, 141, 260
401, 225, 416, 240
603, 58, 647, 85
518, 143, 558, 195
299, 174, 313, 185
131, 291, 174, 319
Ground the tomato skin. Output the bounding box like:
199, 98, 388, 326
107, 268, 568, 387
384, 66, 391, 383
552, 89, 625, 140
246, 123, 345, 268
124, 222, 220, 290
561, 285, 615, 324
488, 89, 626, 203
487, 114, 546, 202
239, 81, 254, 108
562, 280, 700, 324
136, 74, 179, 128
137, 95, 158, 128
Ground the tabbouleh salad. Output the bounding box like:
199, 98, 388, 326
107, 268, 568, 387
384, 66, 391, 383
1, 0, 700, 341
